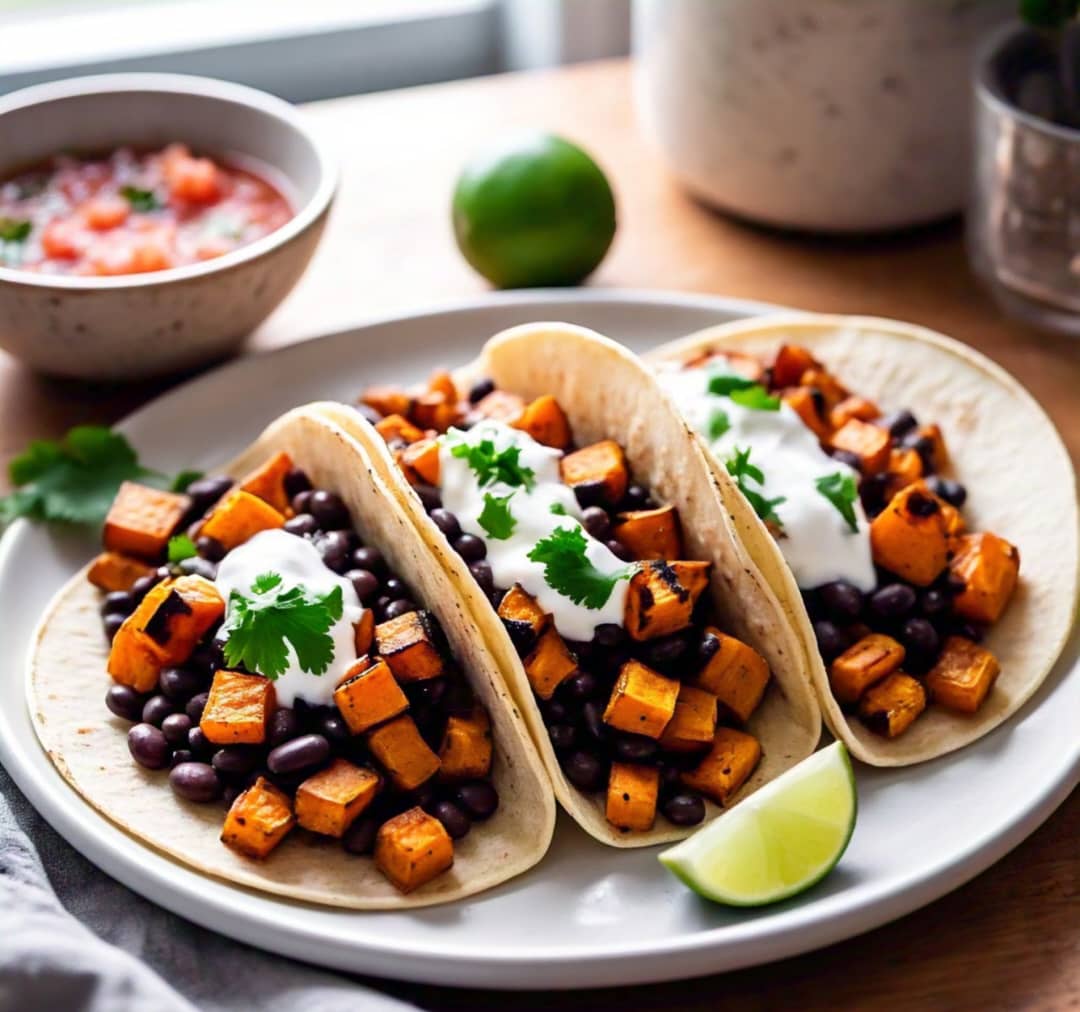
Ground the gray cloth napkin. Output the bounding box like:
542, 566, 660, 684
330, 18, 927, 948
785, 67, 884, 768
0, 762, 419, 1012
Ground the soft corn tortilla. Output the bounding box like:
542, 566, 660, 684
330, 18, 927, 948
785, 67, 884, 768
320, 324, 822, 848
28, 406, 555, 909
647, 313, 1079, 767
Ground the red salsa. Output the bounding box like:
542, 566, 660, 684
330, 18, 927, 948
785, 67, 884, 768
0, 144, 293, 276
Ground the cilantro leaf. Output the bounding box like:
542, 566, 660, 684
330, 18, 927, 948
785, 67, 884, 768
729, 385, 780, 411
815, 471, 860, 534
707, 408, 731, 441
527, 527, 634, 609
167, 534, 198, 564
478, 492, 517, 540
0, 218, 31, 243
0, 425, 193, 529
450, 437, 536, 491
708, 374, 758, 396
726, 446, 786, 528
120, 186, 162, 212
221, 572, 344, 680
549, 502, 568, 515
171, 469, 204, 493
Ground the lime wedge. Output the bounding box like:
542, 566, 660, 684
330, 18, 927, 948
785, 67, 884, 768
659, 741, 856, 906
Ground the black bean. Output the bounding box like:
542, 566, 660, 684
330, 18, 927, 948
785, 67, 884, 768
318, 530, 353, 573
384, 599, 417, 621
454, 781, 500, 820
267, 734, 330, 774
646, 633, 688, 670
581, 507, 611, 541
188, 641, 221, 676
101, 590, 135, 617
907, 491, 939, 517
284, 468, 312, 499
582, 700, 610, 743
902, 618, 939, 658
141, 694, 176, 727
468, 377, 495, 403
185, 475, 233, 516
859, 473, 890, 517
468, 560, 494, 594
594, 623, 625, 649
130, 574, 159, 601
829, 448, 862, 472
320, 710, 351, 746
573, 481, 608, 509
310, 490, 350, 530
614, 734, 658, 763
606, 539, 633, 562
102, 613, 126, 642
340, 568, 378, 605
901, 431, 936, 470
561, 751, 607, 792
284, 513, 319, 537
105, 684, 145, 722
262, 709, 297, 749
926, 476, 967, 508
623, 484, 648, 509
169, 749, 194, 768
432, 800, 471, 839
819, 581, 864, 622
185, 691, 209, 723
565, 671, 600, 701
161, 712, 192, 747
920, 588, 950, 616
212, 746, 261, 778
378, 577, 402, 599
697, 632, 721, 667
352, 546, 386, 575
662, 793, 706, 826
375, 595, 392, 617
343, 814, 379, 855
128, 723, 170, 769
194, 535, 225, 562
542, 699, 570, 725
953, 621, 984, 643
159, 666, 205, 701
881, 409, 918, 438
658, 763, 683, 795
414, 483, 442, 511
169, 762, 222, 803
869, 583, 916, 619
187, 726, 214, 760
430, 508, 461, 540
178, 556, 217, 580
222, 783, 243, 807
813, 620, 847, 660
454, 533, 486, 562
548, 723, 577, 751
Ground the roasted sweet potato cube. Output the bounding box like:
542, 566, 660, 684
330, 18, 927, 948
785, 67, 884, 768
107, 620, 170, 692
497, 584, 550, 655
613, 505, 683, 561
374, 610, 446, 683
199, 490, 285, 552
438, 706, 493, 781
201, 669, 275, 745
374, 807, 454, 893
412, 393, 459, 433
828, 418, 891, 475
606, 762, 660, 832
799, 367, 848, 409
334, 657, 409, 734
239, 451, 293, 514
885, 447, 924, 496
375, 413, 425, 446
782, 387, 830, 440
680, 727, 762, 805
427, 369, 458, 403
523, 627, 578, 699
560, 440, 628, 507
624, 560, 710, 641
141, 574, 225, 659
103, 481, 190, 561
772, 344, 817, 388
353, 608, 375, 656
362, 385, 412, 419
87, 551, 154, 592
858, 672, 926, 738
925, 636, 1001, 714
472, 389, 525, 424
829, 395, 880, 429
295, 759, 381, 837
221, 776, 295, 859
603, 659, 680, 739
829, 633, 906, 705
513, 395, 572, 449
694, 628, 770, 723
870, 482, 950, 586
658, 684, 718, 752
401, 438, 441, 485
949, 533, 1020, 625
367, 715, 441, 790
914, 423, 949, 471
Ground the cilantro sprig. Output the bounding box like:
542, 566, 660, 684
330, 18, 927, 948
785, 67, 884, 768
120, 186, 162, 212
0, 425, 194, 529
708, 372, 779, 411
707, 408, 731, 441
478, 492, 517, 540
221, 572, 344, 680
549, 501, 568, 516
450, 437, 536, 491
167, 533, 198, 564
0, 218, 31, 243
815, 472, 860, 534
726, 446, 786, 528
528, 527, 634, 609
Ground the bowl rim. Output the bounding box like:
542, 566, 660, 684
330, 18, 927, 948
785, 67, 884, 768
0, 72, 338, 291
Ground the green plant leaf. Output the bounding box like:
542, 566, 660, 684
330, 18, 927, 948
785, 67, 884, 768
527, 526, 634, 609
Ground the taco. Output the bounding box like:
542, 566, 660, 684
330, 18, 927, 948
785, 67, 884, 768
321, 323, 821, 847
647, 313, 1078, 766
28, 406, 555, 908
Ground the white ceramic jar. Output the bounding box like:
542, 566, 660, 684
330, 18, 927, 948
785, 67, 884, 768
634, 0, 1015, 233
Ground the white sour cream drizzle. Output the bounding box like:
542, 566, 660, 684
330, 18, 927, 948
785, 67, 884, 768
656, 362, 876, 591
214, 528, 365, 707
438, 421, 631, 642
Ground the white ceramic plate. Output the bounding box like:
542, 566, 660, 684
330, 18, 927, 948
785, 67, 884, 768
1, 291, 1076, 990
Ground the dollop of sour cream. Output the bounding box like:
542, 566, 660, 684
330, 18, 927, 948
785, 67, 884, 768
656, 362, 876, 591
439, 421, 631, 641
214, 528, 365, 707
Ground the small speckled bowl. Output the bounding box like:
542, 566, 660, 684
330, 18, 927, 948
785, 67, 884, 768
0, 74, 336, 380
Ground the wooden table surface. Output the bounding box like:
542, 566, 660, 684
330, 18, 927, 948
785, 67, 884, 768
1, 59, 1076, 1009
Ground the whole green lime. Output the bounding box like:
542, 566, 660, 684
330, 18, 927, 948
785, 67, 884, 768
452, 131, 617, 289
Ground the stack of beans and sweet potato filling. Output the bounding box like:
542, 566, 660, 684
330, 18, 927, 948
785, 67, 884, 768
359, 372, 772, 834
87, 454, 498, 894
742, 343, 1019, 737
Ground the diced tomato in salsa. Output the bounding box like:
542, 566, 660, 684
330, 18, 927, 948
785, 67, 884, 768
0, 144, 292, 276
